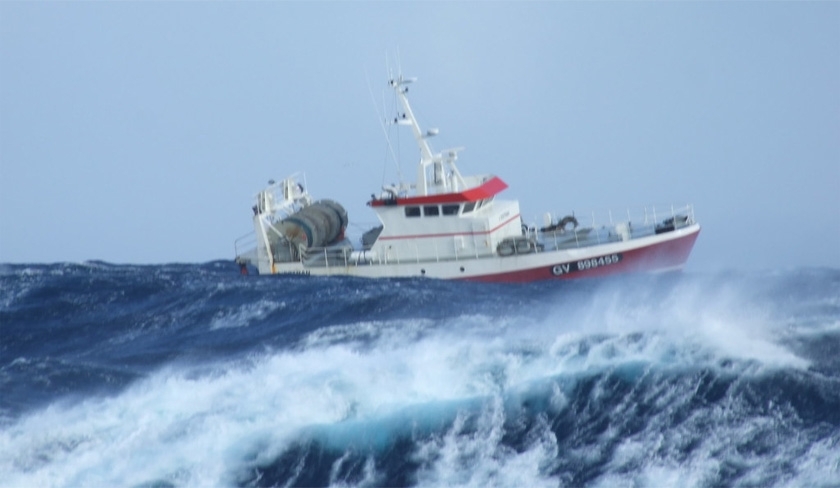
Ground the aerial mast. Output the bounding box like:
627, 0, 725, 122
390, 76, 465, 196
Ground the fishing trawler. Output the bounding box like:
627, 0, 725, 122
234, 75, 700, 282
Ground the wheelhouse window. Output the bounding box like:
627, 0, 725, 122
475, 198, 493, 210
463, 201, 476, 214
423, 205, 440, 217
405, 206, 421, 217
442, 204, 460, 216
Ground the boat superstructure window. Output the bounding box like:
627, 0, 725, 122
475, 198, 493, 210
423, 205, 440, 217
405, 206, 421, 217
462, 202, 476, 214
442, 204, 460, 216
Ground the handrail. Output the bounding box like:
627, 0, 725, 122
267, 203, 696, 269
234, 232, 257, 259
534, 204, 694, 231
533, 204, 695, 252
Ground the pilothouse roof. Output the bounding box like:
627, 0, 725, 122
368, 175, 508, 207
382, 75, 501, 205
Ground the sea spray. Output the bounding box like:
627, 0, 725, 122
1, 263, 838, 487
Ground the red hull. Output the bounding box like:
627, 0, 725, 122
464, 228, 700, 283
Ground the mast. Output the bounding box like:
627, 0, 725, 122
389, 76, 466, 197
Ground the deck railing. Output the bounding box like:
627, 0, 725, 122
234, 232, 257, 262
531, 204, 695, 251
278, 204, 696, 269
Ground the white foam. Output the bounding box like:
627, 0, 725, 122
546, 276, 813, 370
0, 268, 40, 310
0, 319, 561, 486
781, 435, 840, 486
209, 299, 285, 330
0, 275, 828, 486
412, 395, 558, 488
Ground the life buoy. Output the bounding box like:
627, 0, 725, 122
540, 215, 578, 233
497, 241, 515, 256
557, 215, 578, 232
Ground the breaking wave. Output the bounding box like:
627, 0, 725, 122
1, 263, 838, 487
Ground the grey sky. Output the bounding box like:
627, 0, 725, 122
1, 2, 838, 270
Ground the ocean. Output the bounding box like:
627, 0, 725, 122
1, 262, 838, 487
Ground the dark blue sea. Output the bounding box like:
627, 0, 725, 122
1, 262, 839, 487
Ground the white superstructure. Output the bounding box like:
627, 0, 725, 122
234, 75, 700, 282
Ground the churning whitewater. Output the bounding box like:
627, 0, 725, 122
1, 263, 839, 487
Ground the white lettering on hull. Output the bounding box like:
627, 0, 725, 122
551, 253, 623, 276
